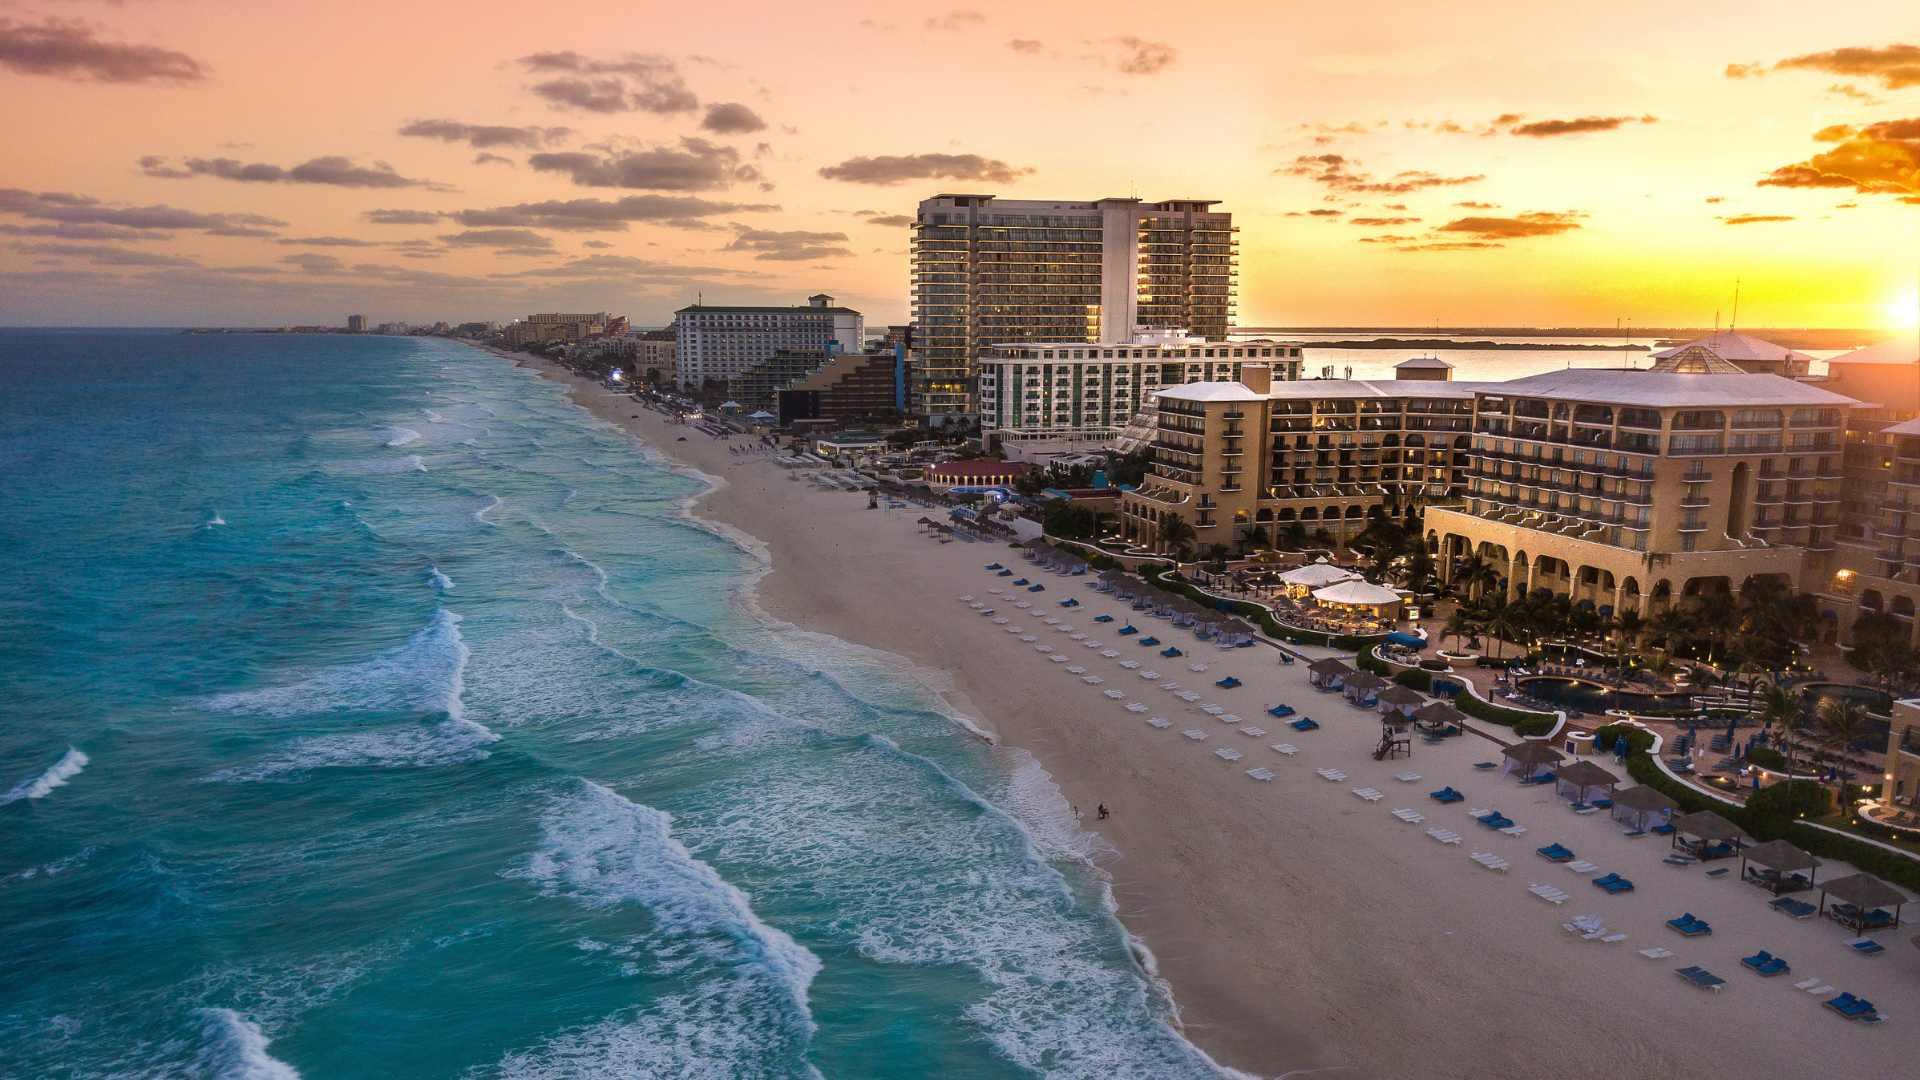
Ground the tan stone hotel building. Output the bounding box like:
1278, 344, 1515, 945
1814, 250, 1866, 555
1121, 332, 1920, 637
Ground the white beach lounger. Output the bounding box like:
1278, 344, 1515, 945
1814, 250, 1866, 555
1119, 660, 1140, 669
1138, 670, 1160, 679
1015, 602, 1030, 609
1393, 809, 1426, 823
1316, 769, 1348, 782
1056, 625, 1075, 633
1247, 768, 1277, 782
1201, 705, 1225, 715
1161, 682, 1181, 690
969, 602, 985, 609
1050, 655, 1068, 663
1393, 772, 1421, 783
1066, 665, 1086, 673
958, 596, 974, 602
1082, 676, 1104, 684
1271, 743, 1300, 755
1565, 861, 1598, 873
1806, 984, 1834, 995
992, 618, 1009, 624
1215, 748, 1243, 761
1176, 691, 1202, 702
1043, 617, 1060, 624
1467, 808, 1490, 818
1069, 632, 1086, 640
1528, 887, 1570, 905
1240, 726, 1266, 737
1600, 934, 1627, 943
1019, 635, 1036, 642
1083, 641, 1103, 649
1034, 645, 1053, 653
988, 588, 1003, 594
1100, 650, 1119, 658
1127, 703, 1148, 713
1103, 689, 1126, 699
1218, 714, 1242, 723
1352, 788, 1384, 801
1471, 853, 1511, 872
1498, 825, 1528, 837
977, 609, 995, 616
1148, 717, 1172, 728
1639, 948, 1675, 960
1427, 829, 1463, 844
1183, 729, 1208, 741
1188, 664, 1209, 672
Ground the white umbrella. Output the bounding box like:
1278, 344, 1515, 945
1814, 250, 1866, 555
1311, 580, 1403, 607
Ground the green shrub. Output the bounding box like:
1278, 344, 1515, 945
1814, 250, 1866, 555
1452, 690, 1555, 730
1512, 715, 1556, 737
1393, 668, 1433, 691
1746, 746, 1786, 771
1419, 658, 1449, 671
1746, 779, 1830, 827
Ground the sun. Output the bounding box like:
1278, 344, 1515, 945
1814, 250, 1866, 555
1890, 292, 1920, 329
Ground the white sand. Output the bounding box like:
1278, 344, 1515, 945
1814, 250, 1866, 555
525, 356, 1917, 1080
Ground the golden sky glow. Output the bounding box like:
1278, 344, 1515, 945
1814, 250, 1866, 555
2, 0, 1917, 327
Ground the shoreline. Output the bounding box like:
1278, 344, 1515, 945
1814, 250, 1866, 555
486, 347, 1915, 1080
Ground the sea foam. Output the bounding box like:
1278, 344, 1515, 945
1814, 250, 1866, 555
384, 427, 422, 447
1, 747, 90, 805
194, 1009, 302, 1080
201, 610, 499, 780
487, 780, 822, 1079
429, 567, 455, 590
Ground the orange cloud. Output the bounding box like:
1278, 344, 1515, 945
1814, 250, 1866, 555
1758, 118, 1920, 198
1508, 115, 1656, 137
1434, 211, 1583, 239
1278, 154, 1482, 194
1349, 216, 1421, 225
818, 153, 1030, 185
0, 17, 205, 84
1719, 214, 1794, 224
1771, 44, 1920, 89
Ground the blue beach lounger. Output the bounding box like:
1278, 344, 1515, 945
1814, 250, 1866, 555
1216, 677, 1242, 689
1267, 704, 1295, 718
1094, 615, 1114, 623
1740, 950, 1790, 976
1058, 598, 1078, 607
1675, 966, 1726, 992
1536, 843, 1574, 862
1118, 624, 1139, 635
1291, 718, 1320, 732
1844, 938, 1887, 957
1137, 636, 1160, 646
1472, 761, 1498, 771
1012, 578, 1029, 586
1430, 787, 1465, 804
1593, 873, 1635, 893
1666, 914, 1711, 936
1028, 584, 1045, 592
1768, 897, 1818, 919
998, 569, 1013, 576
1160, 647, 1184, 657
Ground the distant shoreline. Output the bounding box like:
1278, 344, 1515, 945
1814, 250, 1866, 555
1298, 338, 1650, 351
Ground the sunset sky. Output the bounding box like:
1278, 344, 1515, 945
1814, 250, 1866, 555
2, 0, 1917, 328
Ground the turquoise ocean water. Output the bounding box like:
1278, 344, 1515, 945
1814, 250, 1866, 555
0, 332, 1245, 1080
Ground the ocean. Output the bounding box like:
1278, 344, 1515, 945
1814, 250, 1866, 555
0, 331, 1245, 1080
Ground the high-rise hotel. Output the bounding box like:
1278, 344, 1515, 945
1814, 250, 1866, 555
910, 194, 1275, 433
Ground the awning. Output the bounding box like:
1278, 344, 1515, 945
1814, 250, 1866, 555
1740, 839, 1821, 874
1312, 580, 1403, 607
1279, 564, 1361, 588
1343, 672, 1388, 693
1554, 760, 1620, 789
1503, 741, 1567, 767
1609, 785, 1678, 813
1411, 701, 1468, 727
1818, 873, 1909, 911
1376, 684, 1426, 706
1672, 810, 1751, 843
1308, 658, 1355, 676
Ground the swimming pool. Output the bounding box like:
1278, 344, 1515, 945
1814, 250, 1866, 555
1516, 677, 1686, 715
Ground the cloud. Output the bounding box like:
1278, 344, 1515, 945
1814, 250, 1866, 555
1356, 234, 1421, 244
527, 138, 761, 191
1757, 118, 1920, 198
436, 228, 554, 254
1433, 211, 1584, 239
397, 119, 572, 149
700, 102, 766, 134
1704, 196, 1729, 204
0, 17, 206, 83
726, 227, 852, 261
1726, 63, 1764, 79
14, 241, 199, 267
1105, 35, 1176, 75
452, 194, 777, 231
0, 221, 169, 241
1389, 241, 1506, 252
279, 252, 346, 273
1307, 209, 1342, 217
474, 152, 515, 167
581, 239, 612, 248
501, 253, 737, 280
0, 188, 285, 234
1349, 216, 1421, 225
273, 236, 379, 247
924, 10, 985, 31
1763, 44, 1920, 90
362, 208, 444, 225
1008, 39, 1043, 54
518, 52, 698, 113
1507, 115, 1656, 137
862, 214, 912, 227
818, 152, 1030, 185
1452, 201, 1497, 209
139, 155, 447, 190
1719, 214, 1795, 224
1278, 154, 1483, 194
1827, 83, 1886, 104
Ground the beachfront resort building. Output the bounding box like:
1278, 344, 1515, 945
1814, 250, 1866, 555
1119, 362, 1475, 550
910, 194, 1244, 423
673, 294, 864, 389
502, 312, 612, 347
978, 331, 1307, 448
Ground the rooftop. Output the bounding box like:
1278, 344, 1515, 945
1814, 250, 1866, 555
1394, 355, 1455, 369
1156, 381, 1269, 402
676, 304, 861, 315
1482, 368, 1858, 408
1826, 333, 1919, 366
1648, 331, 1818, 368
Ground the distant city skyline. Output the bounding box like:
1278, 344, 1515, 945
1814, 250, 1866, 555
1, 1, 1917, 328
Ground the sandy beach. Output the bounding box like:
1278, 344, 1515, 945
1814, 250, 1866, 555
515, 354, 1916, 1080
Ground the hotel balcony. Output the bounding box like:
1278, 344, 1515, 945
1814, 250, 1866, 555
1680, 496, 1712, 508
1678, 520, 1709, 532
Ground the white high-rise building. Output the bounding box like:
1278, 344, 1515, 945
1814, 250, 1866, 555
673, 294, 863, 389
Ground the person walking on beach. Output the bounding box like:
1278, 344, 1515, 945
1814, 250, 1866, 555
1097, 803, 1109, 820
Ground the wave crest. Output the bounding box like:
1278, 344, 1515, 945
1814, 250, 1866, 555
1, 747, 89, 806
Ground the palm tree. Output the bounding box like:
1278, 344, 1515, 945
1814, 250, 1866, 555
1614, 608, 1645, 651
1157, 513, 1196, 560
1482, 598, 1518, 661
1757, 683, 1804, 773
1442, 607, 1476, 653
1453, 553, 1499, 602
1818, 699, 1868, 811
1647, 606, 1692, 657
1402, 549, 1434, 601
